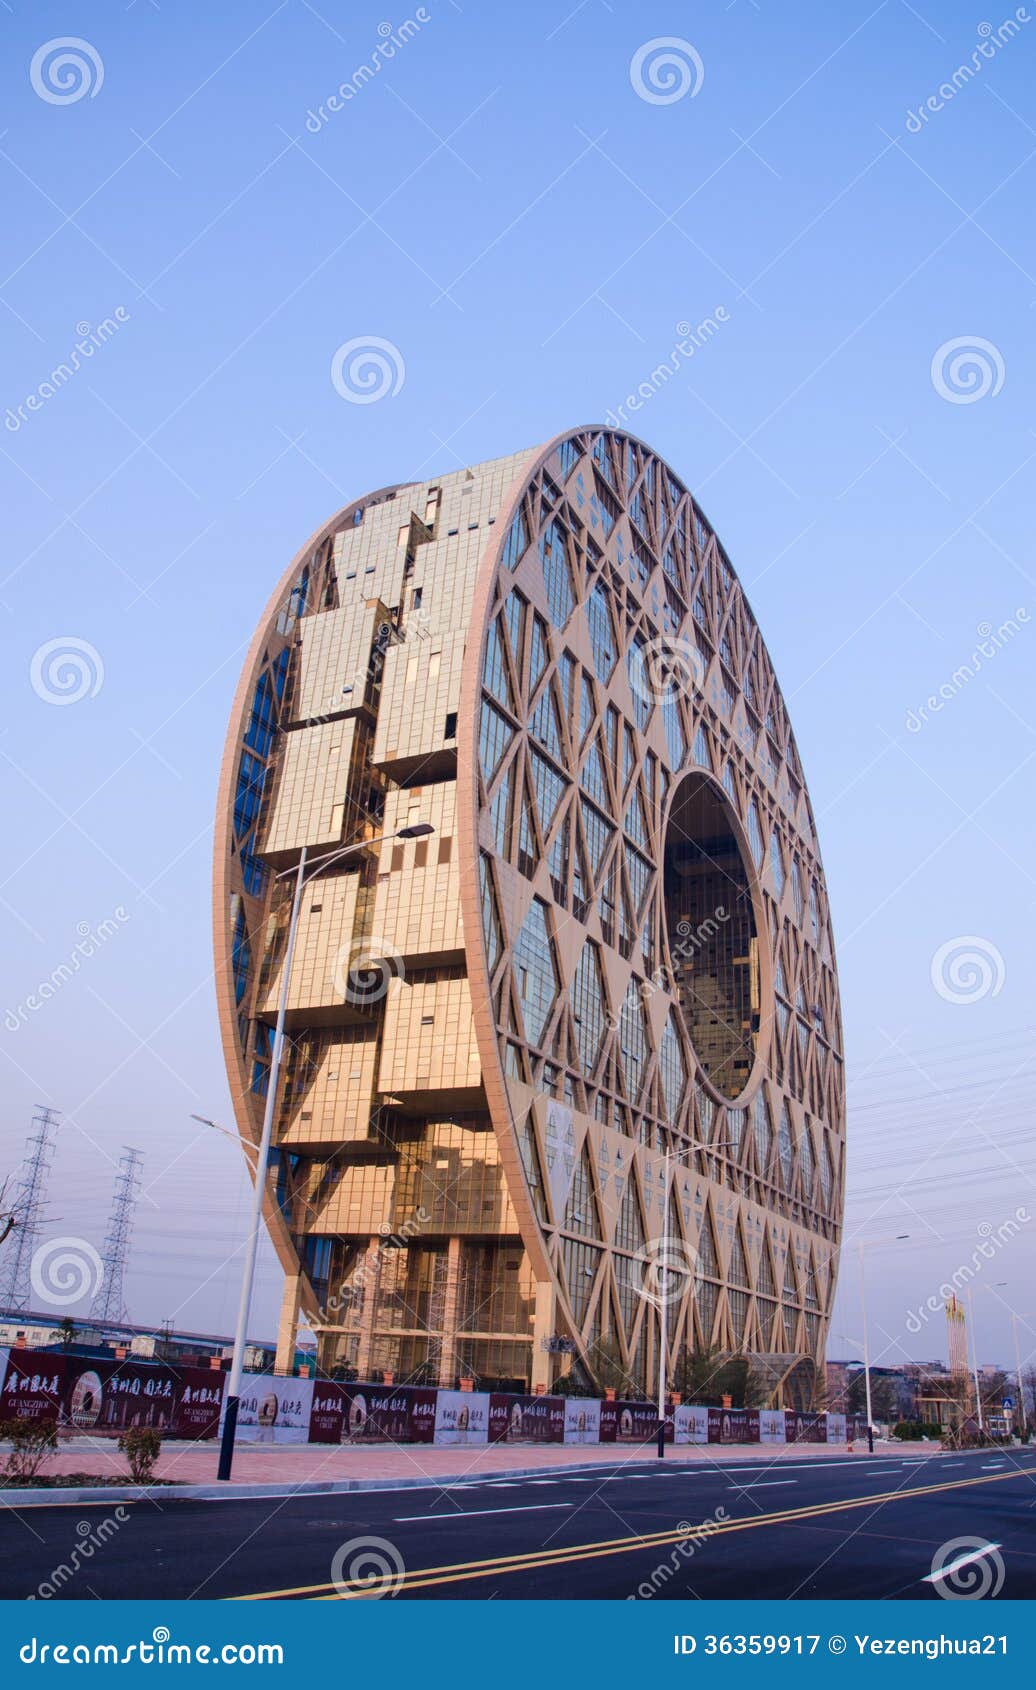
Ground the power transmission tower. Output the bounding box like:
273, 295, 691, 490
90, 1148, 143, 1328
0, 1105, 61, 1314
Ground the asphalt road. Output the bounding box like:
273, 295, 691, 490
2, 1448, 1034, 1601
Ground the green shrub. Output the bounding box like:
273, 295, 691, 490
0, 1416, 58, 1483
118, 1426, 162, 1484
891, 1419, 940, 1440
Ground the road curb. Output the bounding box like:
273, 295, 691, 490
0, 1450, 935, 1508
0, 1460, 643, 1507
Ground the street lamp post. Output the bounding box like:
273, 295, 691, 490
964, 1284, 986, 1435
657, 1147, 670, 1459
215, 821, 434, 1482
1011, 1310, 1034, 1439
858, 1234, 910, 1454
966, 1277, 1007, 1439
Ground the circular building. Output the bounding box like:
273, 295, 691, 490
214, 428, 844, 1405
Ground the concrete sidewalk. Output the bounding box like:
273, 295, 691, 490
2, 1434, 942, 1505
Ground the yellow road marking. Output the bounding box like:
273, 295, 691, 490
234, 1466, 1025, 1599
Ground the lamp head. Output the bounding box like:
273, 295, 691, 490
398, 822, 435, 839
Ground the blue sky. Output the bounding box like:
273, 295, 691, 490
1, 0, 1033, 1374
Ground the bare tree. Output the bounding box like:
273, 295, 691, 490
0, 1177, 17, 1247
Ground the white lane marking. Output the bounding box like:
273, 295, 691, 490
982, 1463, 1006, 1470
393, 1502, 573, 1522
923, 1543, 1003, 1585
864, 1469, 903, 1475
725, 1479, 797, 1489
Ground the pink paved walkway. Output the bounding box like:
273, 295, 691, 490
34, 1436, 940, 1488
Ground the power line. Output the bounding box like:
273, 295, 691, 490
846, 1027, 1036, 1081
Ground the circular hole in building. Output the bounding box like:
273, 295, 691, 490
663, 773, 762, 1101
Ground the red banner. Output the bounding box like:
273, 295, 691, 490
336, 1384, 436, 1444
708, 1407, 760, 1444
172, 1368, 224, 1438
308, 1382, 348, 1443
488, 1394, 564, 1443
0, 1350, 68, 1422
600, 1400, 673, 1444
0, 1350, 224, 1440
91, 1360, 177, 1432
785, 1410, 827, 1444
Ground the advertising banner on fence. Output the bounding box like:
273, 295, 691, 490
826, 1412, 847, 1443
308, 1382, 347, 1443
232, 1375, 314, 1443
434, 1389, 490, 1446
600, 1399, 672, 1443
708, 1407, 760, 1444
563, 1398, 601, 1444
173, 1369, 224, 1438
1, 1350, 224, 1439
489, 1393, 564, 1443
674, 1403, 709, 1444
759, 1408, 786, 1444
91, 1360, 178, 1432
0, 1349, 65, 1421
336, 1384, 436, 1444
785, 1410, 826, 1444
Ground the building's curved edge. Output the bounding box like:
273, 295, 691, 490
211, 483, 409, 1306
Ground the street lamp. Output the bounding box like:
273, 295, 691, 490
656, 1147, 670, 1458
858, 1234, 910, 1454
191, 1114, 258, 1161
1009, 1309, 1036, 1439
215, 820, 434, 1482
967, 1280, 1012, 1437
